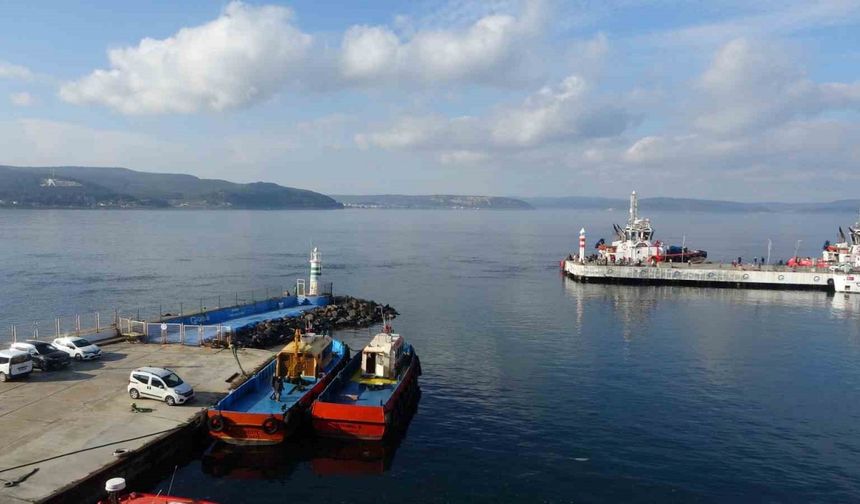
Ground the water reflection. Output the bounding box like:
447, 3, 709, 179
563, 277, 846, 318
830, 292, 860, 318
202, 390, 420, 479
562, 278, 658, 341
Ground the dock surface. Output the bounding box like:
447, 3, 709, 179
0, 342, 273, 503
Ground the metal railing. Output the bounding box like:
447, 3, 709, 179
4, 280, 333, 346
117, 318, 230, 346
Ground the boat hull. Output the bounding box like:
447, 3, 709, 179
208, 345, 349, 445
834, 273, 860, 294
206, 408, 299, 446
102, 493, 218, 504
312, 354, 421, 441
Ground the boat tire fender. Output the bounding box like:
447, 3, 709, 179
208, 413, 225, 432
263, 416, 280, 435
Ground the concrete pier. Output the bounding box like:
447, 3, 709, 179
0, 341, 273, 503
564, 260, 835, 291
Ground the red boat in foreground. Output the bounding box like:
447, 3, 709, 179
311, 323, 420, 440
99, 477, 218, 504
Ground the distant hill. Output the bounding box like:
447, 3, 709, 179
0, 165, 342, 209
524, 196, 860, 213
333, 194, 533, 210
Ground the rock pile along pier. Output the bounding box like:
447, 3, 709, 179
228, 296, 398, 348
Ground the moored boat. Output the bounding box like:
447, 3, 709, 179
99, 477, 218, 504
207, 329, 349, 445
311, 323, 420, 441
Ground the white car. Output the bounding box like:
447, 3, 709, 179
52, 337, 103, 361
0, 349, 33, 382
127, 367, 194, 406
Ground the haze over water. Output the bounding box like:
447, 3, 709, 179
2, 208, 860, 502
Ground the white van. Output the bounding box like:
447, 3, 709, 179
127, 367, 194, 406
0, 349, 34, 382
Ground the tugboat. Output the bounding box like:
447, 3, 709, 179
832, 209, 860, 294
207, 328, 349, 445
311, 320, 420, 441
590, 191, 708, 265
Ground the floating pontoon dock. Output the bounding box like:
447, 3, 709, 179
564, 261, 834, 291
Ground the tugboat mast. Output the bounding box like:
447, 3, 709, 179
629, 190, 638, 224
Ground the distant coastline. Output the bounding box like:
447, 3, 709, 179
2, 164, 857, 213
0, 165, 342, 210
524, 196, 860, 213
332, 194, 533, 210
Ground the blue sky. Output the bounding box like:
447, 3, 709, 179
1, 0, 859, 201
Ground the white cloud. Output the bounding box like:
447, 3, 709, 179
59, 2, 312, 114
340, 1, 543, 85
694, 38, 860, 134
646, 1, 860, 48
0, 61, 32, 80
356, 74, 632, 153
610, 39, 860, 177
340, 26, 401, 81
439, 150, 490, 165
0, 119, 198, 169
9, 92, 35, 107
59, 1, 549, 115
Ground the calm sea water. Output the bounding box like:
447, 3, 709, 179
2, 208, 860, 503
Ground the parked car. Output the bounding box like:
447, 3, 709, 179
127, 367, 194, 406
52, 337, 103, 361
0, 349, 34, 382
10, 340, 71, 370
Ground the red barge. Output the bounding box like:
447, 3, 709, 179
311, 325, 420, 441
207, 329, 349, 445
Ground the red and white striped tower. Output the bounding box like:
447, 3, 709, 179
579, 228, 586, 263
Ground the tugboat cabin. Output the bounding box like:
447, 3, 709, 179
361, 332, 403, 380
275, 330, 334, 380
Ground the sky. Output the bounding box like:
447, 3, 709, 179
1, 0, 859, 201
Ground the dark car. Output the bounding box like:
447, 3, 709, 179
10, 340, 71, 370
